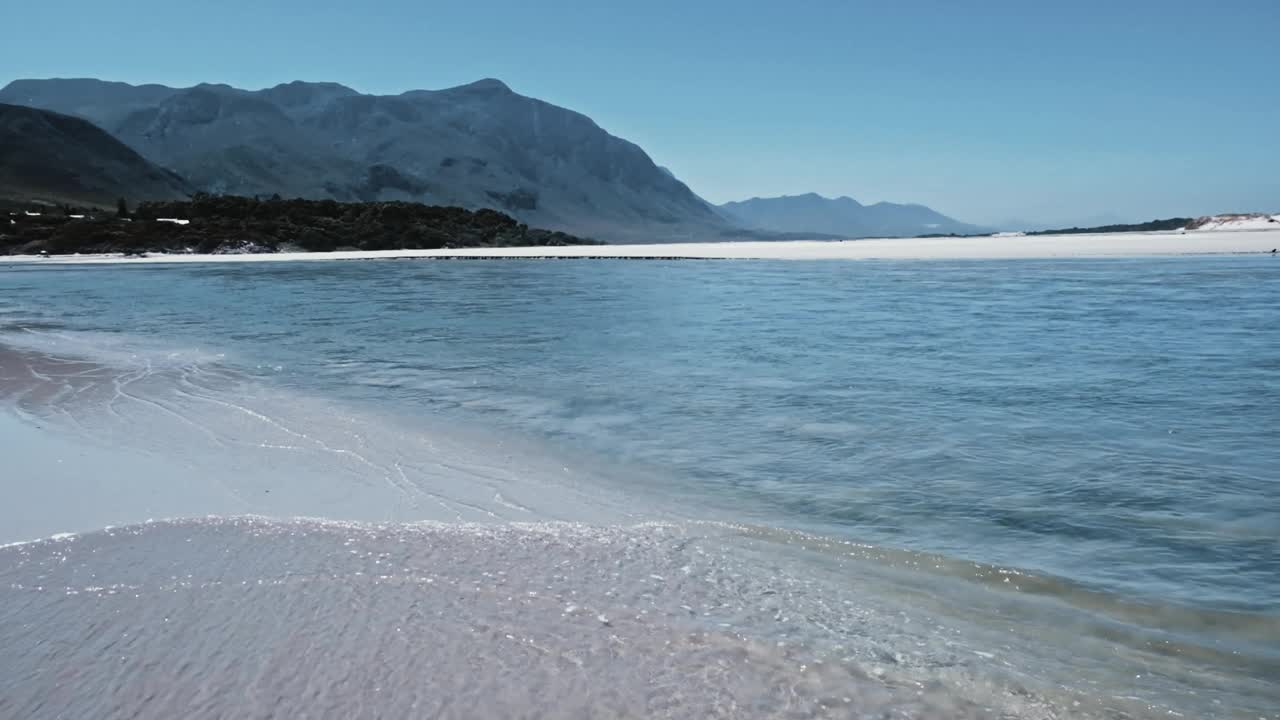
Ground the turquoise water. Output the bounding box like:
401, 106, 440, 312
2, 256, 1278, 717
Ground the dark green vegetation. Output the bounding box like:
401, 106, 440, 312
0, 103, 191, 206
1026, 218, 1191, 236
1, 195, 596, 256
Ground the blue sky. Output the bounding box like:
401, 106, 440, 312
2, 0, 1277, 225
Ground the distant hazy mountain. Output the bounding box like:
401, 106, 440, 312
0, 102, 191, 206
0, 78, 728, 242
718, 193, 986, 238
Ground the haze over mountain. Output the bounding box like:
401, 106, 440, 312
0, 102, 191, 206
0, 78, 729, 243
718, 193, 986, 238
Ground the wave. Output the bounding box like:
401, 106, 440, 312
729, 524, 1280, 690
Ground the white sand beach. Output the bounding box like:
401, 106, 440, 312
3, 228, 1279, 265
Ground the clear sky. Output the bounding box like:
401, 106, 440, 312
2, 0, 1277, 226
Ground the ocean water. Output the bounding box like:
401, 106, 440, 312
1, 256, 1277, 718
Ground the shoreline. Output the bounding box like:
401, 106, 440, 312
0, 340, 657, 545
2, 227, 1279, 264
2, 313, 1278, 718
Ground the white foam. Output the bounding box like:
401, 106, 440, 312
0, 342, 660, 545
0, 325, 228, 370
0, 530, 80, 551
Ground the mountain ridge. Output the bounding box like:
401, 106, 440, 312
0, 102, 192, 206
0, 77, 728, 243
2, 77, 989, 243
718, 193, 986, 238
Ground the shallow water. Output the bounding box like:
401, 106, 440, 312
0, 518, 1039, 719
1, 256, 1278, 718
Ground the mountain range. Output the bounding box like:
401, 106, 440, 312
0, 78, 730, 242
718, 193, 986, 238
0, 102, 191, 206
0, 77, 985, 242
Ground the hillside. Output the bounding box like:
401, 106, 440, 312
718, 193, 985, 238
0, 103, 192, 206
0, 78, 729, 243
